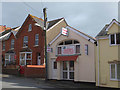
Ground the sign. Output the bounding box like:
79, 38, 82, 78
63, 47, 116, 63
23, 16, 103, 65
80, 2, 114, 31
47, 46, 52, 52
85, 44, 88, 55
61, 27, 68, 36
62, 45, 75, 55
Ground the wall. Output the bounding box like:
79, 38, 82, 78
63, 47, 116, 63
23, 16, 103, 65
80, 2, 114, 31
48, 27, 96, 82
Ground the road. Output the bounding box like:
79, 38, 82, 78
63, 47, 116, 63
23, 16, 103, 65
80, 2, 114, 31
1, 74, 100, 89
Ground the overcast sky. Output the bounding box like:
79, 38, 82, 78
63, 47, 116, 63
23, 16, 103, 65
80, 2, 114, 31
2, 2, 118, 37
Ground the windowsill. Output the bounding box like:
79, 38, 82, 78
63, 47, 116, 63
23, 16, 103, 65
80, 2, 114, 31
34, 45, 39, 47
23, 46, 28, 48
10, 48, 14, 50
110, 79, 120, 81
56, 53, 81, 56
110, 44, 120, 46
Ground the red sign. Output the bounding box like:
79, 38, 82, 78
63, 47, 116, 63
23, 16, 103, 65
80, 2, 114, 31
47, 47, 52, 52
62, 27, 68, 36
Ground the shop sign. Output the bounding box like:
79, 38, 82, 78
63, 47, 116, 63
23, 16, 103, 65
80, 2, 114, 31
62, 45, 75, 55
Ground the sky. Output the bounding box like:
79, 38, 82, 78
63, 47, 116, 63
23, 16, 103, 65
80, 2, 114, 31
1, 2, 118, 37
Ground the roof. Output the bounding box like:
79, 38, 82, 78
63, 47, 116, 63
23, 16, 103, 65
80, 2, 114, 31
47, 18, 64, 29
96, 19, 120, 38
0, 25, 11, 33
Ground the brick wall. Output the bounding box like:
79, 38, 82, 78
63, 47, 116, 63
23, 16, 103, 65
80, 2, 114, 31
24, 66, 45, 78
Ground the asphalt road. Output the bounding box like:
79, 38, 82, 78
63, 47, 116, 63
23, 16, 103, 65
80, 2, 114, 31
1, 74, 100, 89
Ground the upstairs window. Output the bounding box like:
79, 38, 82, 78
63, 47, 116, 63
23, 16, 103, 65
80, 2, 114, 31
35, 34, 39, 46
110, 33, 120, 45
28, 24, 32, 31
2, 42, 5, 51
11, 39, 14, 49
23, 36, 28, 47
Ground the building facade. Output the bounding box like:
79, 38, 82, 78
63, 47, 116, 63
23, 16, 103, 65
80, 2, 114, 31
96, 19, 120, 88
47, 19, 96, 82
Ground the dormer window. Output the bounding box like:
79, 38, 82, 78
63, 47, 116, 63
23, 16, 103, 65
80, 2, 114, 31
28, 24, 32, 31
110, 33, 120, 45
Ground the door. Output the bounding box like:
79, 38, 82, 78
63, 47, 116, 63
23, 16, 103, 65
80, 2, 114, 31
62, 61, 74, 80
52, 59, 58, 79
37, 56, 41, 65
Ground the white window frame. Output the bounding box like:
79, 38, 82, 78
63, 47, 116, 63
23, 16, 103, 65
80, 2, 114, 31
23, 36, 28, 47
35, 34, 39, 46
20, 52, 32, 66
28, 24, 32, 31
85, 44, 88, 55
109, 33, 120, 46
11, 39, 14, 49
110, 64, 120, 81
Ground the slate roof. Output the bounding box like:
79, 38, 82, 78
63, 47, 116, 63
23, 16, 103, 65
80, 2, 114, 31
96, 19, 119, 38
47, 18, 63, 29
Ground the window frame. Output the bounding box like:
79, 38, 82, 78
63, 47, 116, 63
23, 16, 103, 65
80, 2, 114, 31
23, 36, 28, 47
110, 63, 120, 81
11, 39, 15, 49
109, 33, 120, 46
2, 42, 5, 51
28, 24, 32, 32
35, 34, 39, 46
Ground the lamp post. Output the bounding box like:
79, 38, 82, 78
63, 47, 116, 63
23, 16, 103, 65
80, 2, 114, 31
43, 8, 48, 80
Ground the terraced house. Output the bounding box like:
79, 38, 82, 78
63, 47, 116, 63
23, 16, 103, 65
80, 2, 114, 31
96, 19, 120, 88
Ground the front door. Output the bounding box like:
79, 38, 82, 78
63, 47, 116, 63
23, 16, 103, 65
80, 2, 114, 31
37, 56, 41, 65
62, 61, 74, 80
52, 59, 58, 79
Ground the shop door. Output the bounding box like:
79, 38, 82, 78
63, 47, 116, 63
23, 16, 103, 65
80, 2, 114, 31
62, 61, 74, 80
52, 59, 58, 79
37, 56, 41, 65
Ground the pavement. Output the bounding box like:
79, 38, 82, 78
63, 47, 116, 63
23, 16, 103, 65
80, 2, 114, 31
1, 74, 108, 89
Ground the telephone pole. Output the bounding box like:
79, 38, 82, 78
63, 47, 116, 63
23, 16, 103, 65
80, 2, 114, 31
43, 8, 48, 80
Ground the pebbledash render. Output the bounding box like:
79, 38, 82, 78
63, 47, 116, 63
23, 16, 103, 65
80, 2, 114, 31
46, 18, 97, 83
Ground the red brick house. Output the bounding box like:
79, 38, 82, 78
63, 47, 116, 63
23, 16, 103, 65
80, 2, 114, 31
1, 14, 45, 77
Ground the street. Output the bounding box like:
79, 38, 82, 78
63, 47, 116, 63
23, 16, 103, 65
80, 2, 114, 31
1, 74, 99, 89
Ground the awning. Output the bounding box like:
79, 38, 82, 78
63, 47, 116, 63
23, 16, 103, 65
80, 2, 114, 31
56, 55, 79, 61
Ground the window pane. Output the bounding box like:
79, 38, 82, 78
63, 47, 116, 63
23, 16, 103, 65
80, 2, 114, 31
59, 42, 63, 45
21, 53, 25, 59
28, 24, 32, 31
11, 39, 14, 49
76, 45, 80, 53
35, 34, 39, 45
111, 34, 115, 44
63, 72, 67, 79
23, 36, 28, 47
53, 61, 57, 69
63, 61, 67, 70
2, 42, 5, 50
69, 61, 74, 70
74, 40, 79, 44
65, 40, 72, 45
58, 47, 61, 54
117, 64, 120, 79
116, 33, 120, 44
111, 64, 115, 79
5, 54, 9, 60
69, 72, 74, 79
26, 53, 32, 60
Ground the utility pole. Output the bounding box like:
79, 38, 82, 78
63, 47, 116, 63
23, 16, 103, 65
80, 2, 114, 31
43, 8, 48, 80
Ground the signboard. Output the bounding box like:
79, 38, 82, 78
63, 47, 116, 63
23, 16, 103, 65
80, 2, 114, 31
85, 44, 88, 55
47, 46, 52, 52
62, 45, 75, 55
61, 27, 68, 36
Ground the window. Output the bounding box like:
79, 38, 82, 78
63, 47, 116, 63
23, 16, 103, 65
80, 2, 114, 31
116, 33, 120, 44
65, 40, 72, 45
5, 54, 16, 66
53, 61, 57, 69
28, 24, 32, 31
2, 42, 5, 51
110, 64, 120, 80
110, 33, 120, 45
85, 44, 88, 55
23, 36, 28, 47
76, 45, 80, 54
11, 39, 14, 49
35, 34, 39, 45
58, 47, 61, 55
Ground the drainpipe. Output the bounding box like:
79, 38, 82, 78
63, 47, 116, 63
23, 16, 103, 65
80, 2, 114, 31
97, 40, 100, 86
